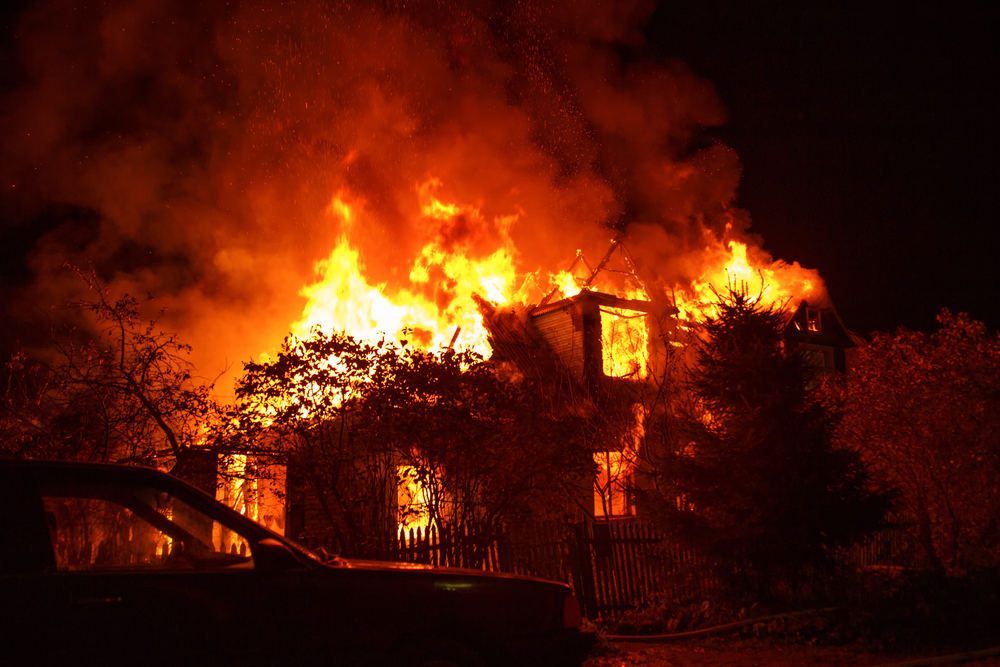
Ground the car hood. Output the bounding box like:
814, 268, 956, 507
332, 557, 572, 589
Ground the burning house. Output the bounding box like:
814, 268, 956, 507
473, 240, 667, 521
471, 241, 860, 524
0, 1, 861, 556
209, 214, 859, 554
483, 289, 660, 517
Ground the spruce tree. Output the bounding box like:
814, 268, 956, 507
648, 286, 889, 601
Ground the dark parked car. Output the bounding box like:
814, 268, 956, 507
0, 459, 593, 666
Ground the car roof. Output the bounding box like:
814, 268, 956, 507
1, 458, 166, 473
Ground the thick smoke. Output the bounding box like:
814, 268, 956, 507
0, 0, 789, 389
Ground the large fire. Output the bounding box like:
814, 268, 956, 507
1, 0, 832, 388
291, 182, 824, 359
293, 181, 520, 356
673, 226, 825, 325
272, 184, 827, 533
2, 0, 834, 535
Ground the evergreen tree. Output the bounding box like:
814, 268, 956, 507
646, 287, 890, 601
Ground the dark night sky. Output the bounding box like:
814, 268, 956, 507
0, 1, 996, 341
646, 1, 998, 335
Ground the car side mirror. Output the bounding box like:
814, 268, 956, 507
253, 538, 301, 574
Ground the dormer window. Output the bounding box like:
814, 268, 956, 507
807, 308, 822, 334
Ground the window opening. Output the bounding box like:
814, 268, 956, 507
594, 451, 635, 518
806, 308, 822, 334
600, 307, 649, 379
397, 464, 434, 538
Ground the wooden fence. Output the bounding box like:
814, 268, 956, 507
391, 523, 506, 570
383, 518, 914, 619
843, 516, 913, 569
387, 520, 711, 619
569, 521, 715, 618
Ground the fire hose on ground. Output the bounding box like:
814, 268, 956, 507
602, 606, 841, 642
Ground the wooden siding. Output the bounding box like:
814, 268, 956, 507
532, 306, 585, 381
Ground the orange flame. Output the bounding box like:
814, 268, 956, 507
288, 183, 826, 537
294, 182, 518, 355
294, 184, 825, 366
674, 225, 824, 323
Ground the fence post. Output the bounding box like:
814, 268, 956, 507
569, 521, 598, 619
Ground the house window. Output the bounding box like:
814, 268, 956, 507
218, 455, 286, 536
594, 451, 635, 518
397, 465, 432, 536
600, 307, 649, 379
802, 344, 836, 389
806, 308, 822, 334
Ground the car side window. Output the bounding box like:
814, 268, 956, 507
42, 486, 253, 571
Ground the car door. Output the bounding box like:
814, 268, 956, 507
3, 470, 263, 665
1, 464, 393, 666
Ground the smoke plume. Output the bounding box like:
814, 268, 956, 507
0, 0, 816, 389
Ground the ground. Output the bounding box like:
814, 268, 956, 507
584, 639, 1000, 667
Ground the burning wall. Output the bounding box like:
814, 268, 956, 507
2, 0, 827, 383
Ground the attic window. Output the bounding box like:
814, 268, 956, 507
806, 308, 822, 334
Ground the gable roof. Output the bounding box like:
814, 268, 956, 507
782, 300, 856, 348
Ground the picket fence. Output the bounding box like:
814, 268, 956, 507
387, 520, 712, 618
842, 515, 912, 569
382, 518, 912, 619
